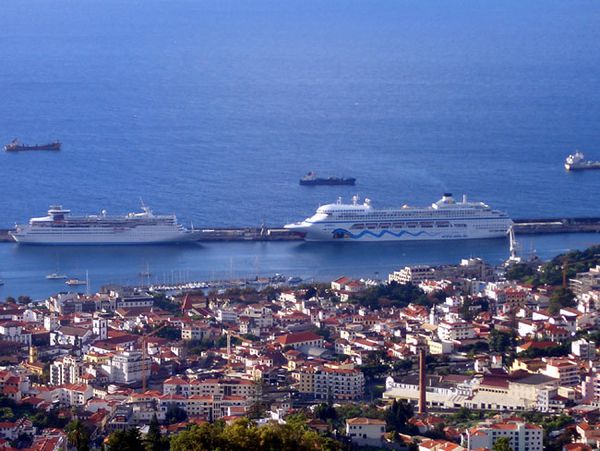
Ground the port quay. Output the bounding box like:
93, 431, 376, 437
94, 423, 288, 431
1, 216, 600, 242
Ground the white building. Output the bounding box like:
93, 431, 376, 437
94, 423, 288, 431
92, 316, 108, 340
437, 320, 475, 341
540, 358, 580, 386
181, 322, 216, 341
389, 266, 434, 285
104, 351, 151, 385
572, 338, 596, 360
463, 420, 543, 451
345, 417, 386, 447
293, 363, 365, 401
50, 355, 84, 386
216, 308, 239, 323
0, 321, 31, 346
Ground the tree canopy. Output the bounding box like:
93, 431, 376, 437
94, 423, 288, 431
492, 436, 513, 451
66, 420, 90, 451
169, 418, 341, 451
352, 282, 430, 309
506, 245, 600, 286
106, 428, 144, 451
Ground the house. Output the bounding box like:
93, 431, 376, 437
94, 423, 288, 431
345, 417, 386, 447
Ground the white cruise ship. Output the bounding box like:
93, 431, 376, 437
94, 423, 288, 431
10, 205, 190, 245
284, 193, 513, 242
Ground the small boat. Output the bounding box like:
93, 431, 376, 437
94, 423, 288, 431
4, 138, 61, 152
46, 273, 68, 280
65, 278, 87, 286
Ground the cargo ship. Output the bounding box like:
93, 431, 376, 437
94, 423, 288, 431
285, 193, 512, 242
565, 151, 600, 171
299, 172, 356, 186
4, 139, 61, 152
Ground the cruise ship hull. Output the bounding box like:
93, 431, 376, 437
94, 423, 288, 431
10, 229, 191, 245
285, 220, 513, 242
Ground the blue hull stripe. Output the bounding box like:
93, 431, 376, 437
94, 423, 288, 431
332, 228, 440, 239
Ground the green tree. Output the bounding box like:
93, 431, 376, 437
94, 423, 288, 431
0, 407, 14, 420
170, 423, 223, 451
145, 413, 168, 451
492, 436, 513, 451
353, 281, 429, 309
165, 404, 187, 424
154, 325, 181, 340
548, 287, 576, 314
505, 263, 535, 282
386, 399, 415, 433
488, 329, 515, 354
169, 418, 341, 451
106, 428, 144, 451
66, 420, 90, 451
314, 402, 337, 422
17, 295, 32, 305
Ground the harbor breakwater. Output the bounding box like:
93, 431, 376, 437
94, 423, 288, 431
1, 218, 600, 243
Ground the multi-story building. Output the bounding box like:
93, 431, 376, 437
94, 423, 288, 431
163, 376, 255, 398
570, 265, 600, 295
540, 358, 580, 386
0, 321, 31, 346
293, 363, 364, 401
572, 338, 596, 360
56, 384, 93, 407
181, 322, 217, 341
116, 294, 154, 309
388, 266, 434, 285
104, 351, 151, 385
437, 320, 476, 342
92, 315, 108, 340
50, 355, 84, 386
462, 420, 543, 451
156, 394, 247, 422
216, 308, 239, 324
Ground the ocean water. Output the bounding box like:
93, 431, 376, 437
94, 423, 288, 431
1, 0, 600, 297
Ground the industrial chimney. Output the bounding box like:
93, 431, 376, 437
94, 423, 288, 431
418, 348, 427, 415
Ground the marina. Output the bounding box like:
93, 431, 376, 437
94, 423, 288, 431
0, 232, 598, 299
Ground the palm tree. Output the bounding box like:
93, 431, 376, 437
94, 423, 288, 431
66, 419, 90, 451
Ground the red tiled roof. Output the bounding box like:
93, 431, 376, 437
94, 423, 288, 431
274, 331, 322, 345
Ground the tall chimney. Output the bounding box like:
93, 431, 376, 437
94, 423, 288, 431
418, 348, 427, 415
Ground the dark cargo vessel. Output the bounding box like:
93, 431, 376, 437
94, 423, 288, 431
299, 172, 356, 186
4, 139, 61, 152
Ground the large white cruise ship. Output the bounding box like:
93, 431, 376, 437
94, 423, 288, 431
285, 193, 512, 241
10, 205, 190, 245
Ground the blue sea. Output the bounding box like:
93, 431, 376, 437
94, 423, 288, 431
1, 0, 600, 298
